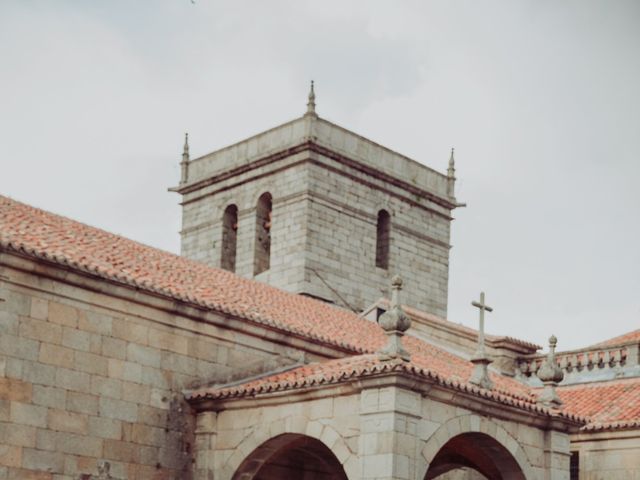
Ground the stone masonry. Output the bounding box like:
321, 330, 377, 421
191, 376, 574, 480
0, 250, 345, 479
173, 111, 458, 316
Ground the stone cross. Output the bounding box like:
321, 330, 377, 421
471, 291, 493, 357
469, 292, 494, 390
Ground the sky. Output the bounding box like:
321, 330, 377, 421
1, 1, 638, 351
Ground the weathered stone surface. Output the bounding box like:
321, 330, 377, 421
179, 115, 454, 316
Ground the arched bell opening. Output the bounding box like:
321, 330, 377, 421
232, 433, 348, 480
425, 432, 526, 480
254, 192, 272, 276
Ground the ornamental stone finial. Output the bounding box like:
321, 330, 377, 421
377, 275, 411, 361
180, 132, 190, 185
447, 147, 456, 196
183, 132, 189, 158
305, 80, 317, 117
537, 334, 564, 408
447, 148, 455, 178
469, 291, 494, 389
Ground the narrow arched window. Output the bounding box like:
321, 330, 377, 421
221, 204, 238, 272
254, 193, 272, 275
375, 209, 390, 269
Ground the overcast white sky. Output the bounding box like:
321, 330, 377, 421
1, 1, 638, 351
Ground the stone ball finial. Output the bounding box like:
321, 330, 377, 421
537, 334, 563, 384
379, 275, 410, 333
537, 334, 564, 408
377, 275, 411, 361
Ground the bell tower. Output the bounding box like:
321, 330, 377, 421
171, 84, 459, 317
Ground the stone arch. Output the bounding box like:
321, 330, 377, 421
248, 186, 277, 209
419, 415, 535, 480
225, 418, 357, 480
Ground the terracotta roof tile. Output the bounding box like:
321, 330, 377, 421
186, 354, 582, 422
589, 329, 640, 349
0, 195, 594, 421
558, 378, 640, 430
0, 195, 380, 352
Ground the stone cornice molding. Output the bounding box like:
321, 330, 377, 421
172, 140, 458, 213
187, 363, 584, 430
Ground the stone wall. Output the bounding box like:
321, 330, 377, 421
0, 252, 324, 480
571, 429, 640, 479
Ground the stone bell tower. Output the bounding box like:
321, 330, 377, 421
171, 83, 459, 317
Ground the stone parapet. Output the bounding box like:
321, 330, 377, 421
518, 342, 640, 386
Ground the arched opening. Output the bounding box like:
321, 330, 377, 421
221, 204, 238, 272
425, 432, 525, 480
375, 209, 390, 269
232, 433, 348, 480
254, 192, 272, 275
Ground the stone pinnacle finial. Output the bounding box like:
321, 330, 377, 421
377, 275, 411, 361
537, 334, 564, 408
180, 132, 190, 185
469, 291, 494, 390
448, 148, 455, 177
305, 80, 317, 117
446, 147, 456, 196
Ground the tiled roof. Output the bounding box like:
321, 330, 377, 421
187, 354, 583, 422
589, 329, 640, 349
558, 378, 640, 431
0, 195, 380, 353
0, 194, 544, 409
0, 195, 603, 423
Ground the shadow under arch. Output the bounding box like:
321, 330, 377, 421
425, 432, 526, 480
232, 433, 348, 480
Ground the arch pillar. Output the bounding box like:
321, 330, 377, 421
358, 385, 424, 480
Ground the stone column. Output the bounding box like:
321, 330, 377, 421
359, 383, 422, 480
194, 412, 217, 480
543, 429, 571, 480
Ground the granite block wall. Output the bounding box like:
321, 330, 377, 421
0, 256, 281, 480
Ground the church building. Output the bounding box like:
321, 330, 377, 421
0, 84, 638, 479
